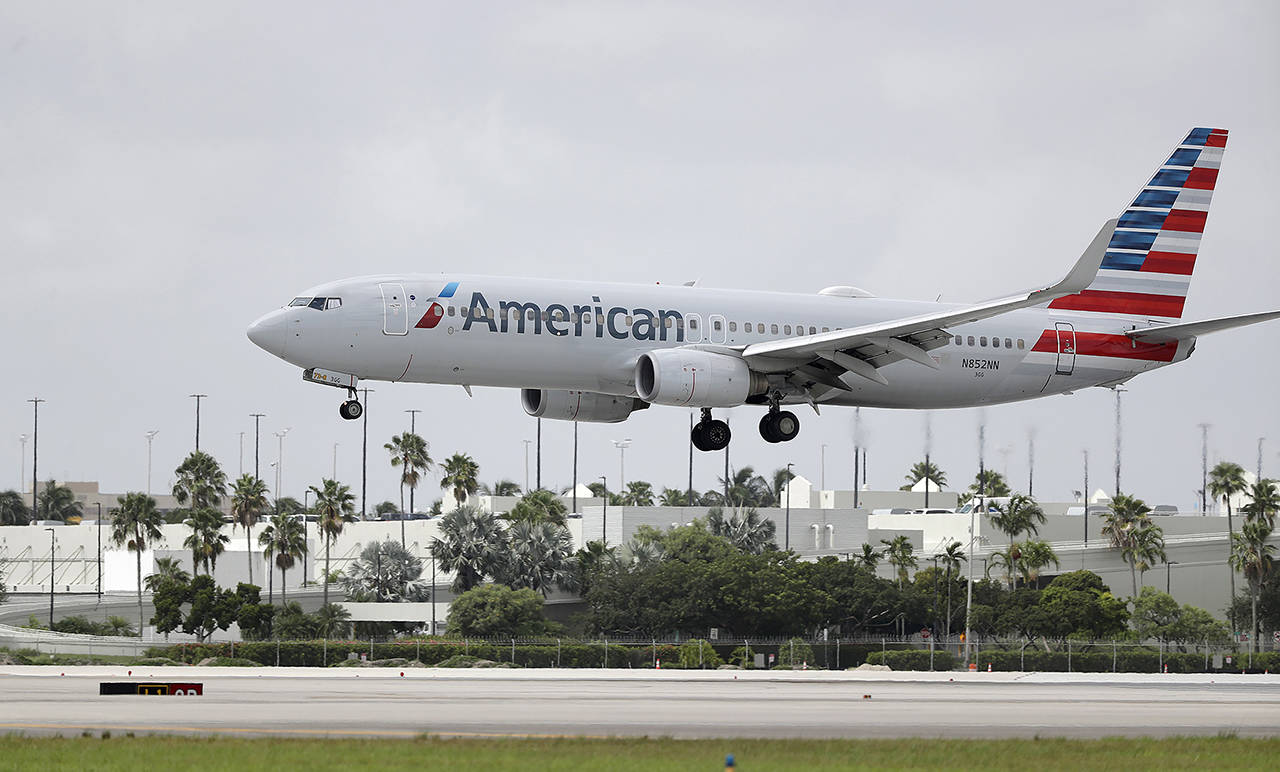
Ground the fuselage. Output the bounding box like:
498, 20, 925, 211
247, 273, 1191, 409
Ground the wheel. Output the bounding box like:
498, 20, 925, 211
702, 419, 731, 451
691, 422, 710, 452
773, 410, 800, 442
339, 400, 363, 420
759, 413, 781, 443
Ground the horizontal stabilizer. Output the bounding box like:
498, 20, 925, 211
1125, 309, 1280, 343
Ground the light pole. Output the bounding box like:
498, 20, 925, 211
190, 394, 207, 452
46, 528, 55, 627
303, 489, 312, 586
1113, 388, 1124, 496
536, 417, 542, 491
572, 422, 579, 515
250, 413, 265, 482
1165, 560, 1178, 594
1258, 437, 1266, 483
359, 389, 372, 518
820, 444, 827, 491
964, 419, 985, 665
274, 428, 291, 503
784, 462, 794, 551
599, 476, 608, 545
1082, 450, 1090, 549
1027, 429, 1037, 498
95, 502, 102, 602
1198, 423, 1210, 514
405, 409, 421, 514
332, 442, 339, 480
522, 440, 532, 493
239, 432, 245, 475
28, 398, 44, 520
612, 439, 632, 500
18, 434, 27, 494
145, 430, 159, 495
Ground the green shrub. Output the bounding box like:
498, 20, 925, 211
776, 638, 816, 668
677, 640, 722, 669
865, 650, 956, 671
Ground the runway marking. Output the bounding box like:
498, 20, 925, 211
0, 722, 613, 740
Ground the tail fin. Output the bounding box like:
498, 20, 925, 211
1049, 127, 1227, 320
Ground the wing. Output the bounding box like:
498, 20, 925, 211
741, 218, 1117, 390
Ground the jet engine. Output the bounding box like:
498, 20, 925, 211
635, 349, 767, 407
521, 389, 646, 423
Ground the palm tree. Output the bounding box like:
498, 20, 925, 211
340, 539, 429, 602
1132, 520, 1168, 588
259, 512, 307, 604
771, 467, 796, 506
1208, 460, 1248, 628
0, 490, 29, 525
183, 507, 230, 575
506, 490, 568, 527
504, 521, 575, 596
310, 478, 356, 607
707, 506, 777, 554
229, 474, 269, 584
385, 432, 432, 545
1100, 493, 1153, 598
961, 469, 1012, 503
37, 480, 82, 522
659, 487, 688, 506
1016, 539, 1060, 587
901, 460, 947, 491
172, 451, 228, 511
987, 547, 1017, 587
431, 505, 509, 592
482, 480, 522, 497
315, 603, 353, 639
1230, 520, 1275, 655
143, 556, 190, 593
856, 542, 883, 570
110, 492, 164, 637
988, 493, 1046, 543
440, 452, 480, 505
622, 480, 655, 506
718, 466, 771, 507
880, 535, 917, 588
1243, 479, 1279, 528
937, 540, 966, 636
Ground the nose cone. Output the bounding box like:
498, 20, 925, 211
247, 311, 288, 358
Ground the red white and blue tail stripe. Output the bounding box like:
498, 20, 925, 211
1048, 127, 1227, 320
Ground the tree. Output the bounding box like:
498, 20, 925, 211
110, 492, 164, 637
229, 474, 269, 584
183, 574, 240, 642
1243, 479, 1279, 528
1132, 519, 1167, 588
566, 540, 616, 597
431, 506, 509, 592
718, 466, 772, 507
340, 539, 429, 602
385, 432, 432, 540
659, 487, 689, 506
259, 512, 307, 603
707, 507, 777, 554
621, 480, 656, 507
447, 584, 552, 637
937, 540, 966, 637
960, 469, 1012, 503
310, 478, 356, 607
1015, 539, 1060, 587
771, 467, 796, 507
1100, 493, 1155, 599
1230, 520, 1275, 654
172, 451, 228, 511
856, 543, 883, 570
901, 460, 947, 491
506, 490, 568, 527
482, 480, 522, 497
375, 500, 399, 517
1033, 571, 1129, 640
183, 507, 229, 576
36, 480, 82, 522
440, 452, 480, 505
314, 603, 353, 639
1208, 460, 1248, 626
880, 535, 917, 588
274, 496, 305, 516
503, 521, 575, 596
988, 494, 1046, 543
0, 490, 30, 525
144, 556, 190, 593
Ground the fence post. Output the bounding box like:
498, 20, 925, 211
699, 640, 703, 669
557, 638, 561, 668
744, 640, 750, 669
416, 639, 420, 663
370, 637, 373, 660
323, 637, 327, 667
603, 636, 607, 669
511, 638, 515, 665
1159, 639, 1163, 673
929, 635, 934, 671
652, 638, 656, 668
1067, 640, 1071, 673
790, 639, 795, 667
1203, 640, 1208, 671
276, 639, 280, 667
1113, 641, 1117, 673
465, 639, 469, 655
836, 638, 840, 670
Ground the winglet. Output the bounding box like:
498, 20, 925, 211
1031, 218, 1117, 302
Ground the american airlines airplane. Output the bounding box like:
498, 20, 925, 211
248, 128, 1278, 452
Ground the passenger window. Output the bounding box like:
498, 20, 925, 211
625, 315, 633, 326
822, 327, 830, 333
664, 317, 673, 328
1017, 339, 1026, 350
757, 323, 765, 334
771, 324, 779, 334
308, 297, 326, 310
968, 336, 975, 346
784, 324, 792, 335
715, 320, 724, 331
1005, 338, 1013, 348
980, 336, 988, 347
992, 338, 1001, 348
487, 309, 495, 320
447, 306, 455, 317
541, 311, 549, 322
728, 322, 736, 332
325, 298, 342, 310
527, 309, 536, 321
690, 318, 699, 329
809, 326, 816, 335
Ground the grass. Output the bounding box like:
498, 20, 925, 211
0, 735, 1276, 771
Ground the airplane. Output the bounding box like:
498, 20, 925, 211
248, 127, 1280, 452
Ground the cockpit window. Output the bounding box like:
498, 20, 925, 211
289, 297, 311, 307
308, 297, 326, 310
325, 298, 342, 310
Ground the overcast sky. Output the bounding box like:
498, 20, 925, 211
3, 2, 1278, 513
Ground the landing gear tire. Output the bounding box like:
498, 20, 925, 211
339, 400, 363, 420
691, 415, 731, 452
759, 409, 800, 443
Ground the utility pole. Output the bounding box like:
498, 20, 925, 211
1083, 450, 1089, 547
405, 410, 421, 514
1198, 423, 1210, 514
275, 429, 291, 504
250, 414, 265, 481
190, 394, 207, 452
820, 443, 828, 491
1258, 437, 1266, 483
785, 462, 794, 551
1113, 389, 1123, 496
572, 422, 579, 514
612, 439, 632, 499
359, 389, 372, 518
238, 432, 245, 476
145, 430, 159, 495
965, 419, 985, 665
536, 417, 542, 490
853, 407, 862, 509
46, 528, 56, 627
1027, 429, 1036, 498
332, 442, 339, 480
19, 434, 27, 495
687, 414, 694, 506
28, 398, 44, 519
522, 440, 531, 493
95, 502, 102, 602
599, 476, 608, 545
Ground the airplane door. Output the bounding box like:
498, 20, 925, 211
1055, 322, 1076, 375
708, 314, 727, 344
380, 283, 409, 335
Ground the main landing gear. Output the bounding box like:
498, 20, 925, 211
339, 390, 363, 420
691, 408, 731, 452
759, 404, 800, 443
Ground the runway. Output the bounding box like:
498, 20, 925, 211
1, 667, 1277, 739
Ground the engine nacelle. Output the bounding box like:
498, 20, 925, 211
635, 349, 767, 407
521, 389, 646, 423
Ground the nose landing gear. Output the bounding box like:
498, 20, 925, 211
691, 408, 731, 452
339, 390, 363, 420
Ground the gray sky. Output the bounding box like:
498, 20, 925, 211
3, 1, 1278, 512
